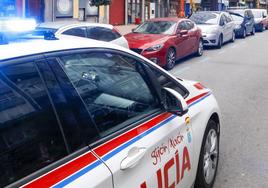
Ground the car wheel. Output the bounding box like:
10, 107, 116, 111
231, 31, 236, 42
261, 24, 264, 32
165, 48, 176, 70
194, 120, 219, 188
216, 35, 222, 49
196, 39, 203, 56
242, 28, 246, 38
251, 27, 255, 35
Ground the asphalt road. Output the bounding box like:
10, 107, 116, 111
170, 31, 268, 188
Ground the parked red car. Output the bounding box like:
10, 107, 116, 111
125, 17, 203, 70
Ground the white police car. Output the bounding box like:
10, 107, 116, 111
0, 30, 221, 188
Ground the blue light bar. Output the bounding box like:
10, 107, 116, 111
0, 18, 37, 33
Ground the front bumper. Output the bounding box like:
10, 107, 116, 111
130, 48, 167, 67
254, 23, 263, 31
234, 26, 244, 36
202, 33, 219, 46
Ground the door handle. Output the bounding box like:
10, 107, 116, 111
120, 147, 147, 170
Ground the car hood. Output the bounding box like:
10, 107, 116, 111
254, 17, 263, 23
196, 24, 218, 34
124, 33, 169, 49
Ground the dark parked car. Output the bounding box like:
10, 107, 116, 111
228, 9, 255, 38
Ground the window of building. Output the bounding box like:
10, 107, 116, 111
0, 61, 68, 187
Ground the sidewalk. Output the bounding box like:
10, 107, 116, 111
114, 24, 137, 35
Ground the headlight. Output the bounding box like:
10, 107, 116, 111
235, 24, 241, 29
145, 44, 164, 52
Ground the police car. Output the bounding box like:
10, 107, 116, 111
0, 26, 221, 188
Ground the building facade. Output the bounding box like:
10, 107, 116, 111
2, 0, 267, 25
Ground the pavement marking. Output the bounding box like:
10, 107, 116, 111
230, 44, 238, 49
173, 66, 190, 74
196, 57, 210, 63
218, 50, 226, 54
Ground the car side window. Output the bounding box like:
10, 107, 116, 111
87, 27, 121, 42
178, 21, 188, 30
185, 20, 194, 30
57, 52, 160, 136
227, 14, 232, 22
0, 61, 68, 187
63, 27, 87, 38
219, 15, 225, 26
150, 67, 187, 97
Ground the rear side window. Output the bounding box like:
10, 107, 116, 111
0, 61, 68, 187
87, 27, 121, 42
63, 27, 87, 38
57, 52, 160, 136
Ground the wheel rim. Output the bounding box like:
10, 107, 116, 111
253, 27, 255, 34
243, 29, 246, 37
198, 41, 203, 55
167, 50, 175, 69
203, 129, 218, 184
233, 32, 235, 41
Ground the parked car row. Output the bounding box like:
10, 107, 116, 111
124, 9, 268, 70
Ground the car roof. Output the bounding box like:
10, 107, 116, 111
147, 17, 184, 22
37, 21, 113, 30
0, 35, 125, 61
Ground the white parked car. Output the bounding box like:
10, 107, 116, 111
190, 11, 236, 48
0, 32, 221, 188
36, 22, 129, 48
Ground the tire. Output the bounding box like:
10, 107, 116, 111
216, 35, 222, 49
165, 48, 176, 70
194, 120, 220, 188
196, 39, 204, 56
261, 24, 264, 32
242, 28, 246, 38
251, 27, 255, 35
231, 31, 236, 42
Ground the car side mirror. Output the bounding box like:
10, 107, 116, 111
179, 30, 188, 36
161, 87, 188, 116
263, 15, 267, 18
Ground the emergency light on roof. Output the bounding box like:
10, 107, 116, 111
0, 30, 58, 45
1, 18, 37, 32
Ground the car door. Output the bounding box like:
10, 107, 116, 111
0, 56, 112, 188
224, 13, 234, 41
54, 49, 194, 188
220, 14, 230, 42
175, 21, 190, 58
185, 20, 198, 54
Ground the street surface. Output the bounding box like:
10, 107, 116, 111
170, 32, 268, 188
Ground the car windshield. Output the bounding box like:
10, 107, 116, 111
229, 10, 245, 17
231, 14, 244, 22
252, 11, 262, 18
190, 12, 219, 25
133, 21, 176, 34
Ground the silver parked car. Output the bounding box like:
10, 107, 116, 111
36, 22, 129, 48
190, 11, 236, 48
